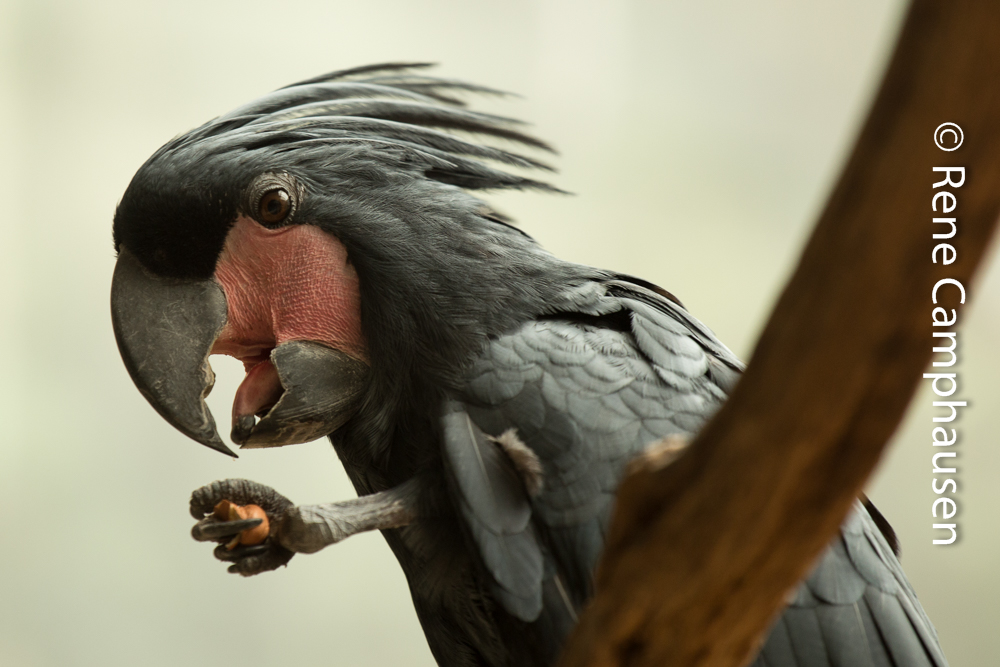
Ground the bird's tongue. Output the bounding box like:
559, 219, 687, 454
233, 360, 284, 424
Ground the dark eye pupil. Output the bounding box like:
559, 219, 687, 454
267, 200, 280, 214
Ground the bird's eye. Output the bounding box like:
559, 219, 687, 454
258, 188, 291, 225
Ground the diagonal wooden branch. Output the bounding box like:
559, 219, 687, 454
558, 2, 1000, 666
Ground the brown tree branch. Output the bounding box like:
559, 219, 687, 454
558, 2, 1000, 666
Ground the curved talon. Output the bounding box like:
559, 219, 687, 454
213, 542, 272, 562
192, 517, 263, 541
228, 550, 294, 576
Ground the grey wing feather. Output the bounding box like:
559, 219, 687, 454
606, 279, 744, 372
752, 502, 948, 667
440, 400, 544, 621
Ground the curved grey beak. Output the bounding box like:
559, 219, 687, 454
232, 341, 368, 449
111, 246, 234, 456
111, 246, 369, 456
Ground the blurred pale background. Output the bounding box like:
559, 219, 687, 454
1, 1, 997, 665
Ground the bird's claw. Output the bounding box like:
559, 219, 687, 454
213, 543, 292, 575
189, 478, 296, 576
191, 517, 263, 541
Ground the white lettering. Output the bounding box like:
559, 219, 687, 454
932, 167, 966, 188
933, 478, 957, 494
933, 401, 967, 423
933, 497, 957, 519
932, 218, 957, 239
933, 524, 957, 545
932, 307, 957, 326
932, 427, 957, 446
932, 191, 957, 212
933, 452, 957, 473
924, 373, 957, 396
932, 278, 966, 304
932, 244, 956, 265
932, 332, 958, 367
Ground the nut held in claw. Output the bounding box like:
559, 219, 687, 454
213, 500, 270, 548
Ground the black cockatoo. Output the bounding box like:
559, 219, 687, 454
110, 64, 947, 667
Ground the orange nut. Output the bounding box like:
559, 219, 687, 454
213, 499, 244, 521
211, 499, 270, 547
239, 505, 269, 546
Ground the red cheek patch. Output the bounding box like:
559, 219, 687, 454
212, 216, 366, 366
